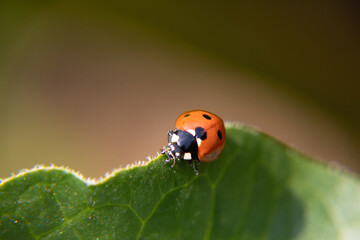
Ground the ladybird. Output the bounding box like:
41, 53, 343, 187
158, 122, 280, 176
161, 110, 226, 174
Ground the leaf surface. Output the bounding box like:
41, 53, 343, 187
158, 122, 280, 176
1, 124, 360, 240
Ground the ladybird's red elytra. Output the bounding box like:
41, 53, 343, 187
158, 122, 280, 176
161, 110, 226, 175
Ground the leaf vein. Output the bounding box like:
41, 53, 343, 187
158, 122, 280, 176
136, 176, 199, 239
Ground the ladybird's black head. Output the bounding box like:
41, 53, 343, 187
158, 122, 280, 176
162, 129, 201, 175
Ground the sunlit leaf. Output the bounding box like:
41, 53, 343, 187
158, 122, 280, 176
1, 124, 359, 240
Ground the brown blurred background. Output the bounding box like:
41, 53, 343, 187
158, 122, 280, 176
0, 1, 359, 179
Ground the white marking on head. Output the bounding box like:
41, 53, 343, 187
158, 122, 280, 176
184, 152, 192, 160
171, 134, 179, 143
187, 129, 196, 136
175, 152, 180, 157
196, 138, 202, 146
170, 145, 175, 151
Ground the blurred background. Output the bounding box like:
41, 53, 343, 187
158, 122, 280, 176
0, 1, 359, 179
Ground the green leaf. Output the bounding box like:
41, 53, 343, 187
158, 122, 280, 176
1, 123, 360, 240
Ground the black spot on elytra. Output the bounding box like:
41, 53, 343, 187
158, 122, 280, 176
184, 114, 190, 117
217, 130, 222, 140
202, 114, 211, 120
195, 127, 207, 140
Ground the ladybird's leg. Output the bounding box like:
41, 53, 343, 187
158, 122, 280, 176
166, 131, 178, 165
185, 159, 199, 175
164, 153, 172, 163
161, 146, 168, 156
170, 143, 184, 167
192, 160, 199, 175
166, 146, 177, 165
161, 145, 171, 163
163, 144, 179, 167
168, 151, 177, 167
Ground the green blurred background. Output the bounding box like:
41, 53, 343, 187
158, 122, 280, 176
1, 1, 359, 179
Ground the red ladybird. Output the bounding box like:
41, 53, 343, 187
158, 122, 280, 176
161, 110, 226, 174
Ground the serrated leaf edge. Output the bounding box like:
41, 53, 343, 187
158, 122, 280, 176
0, 152, 161, 187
